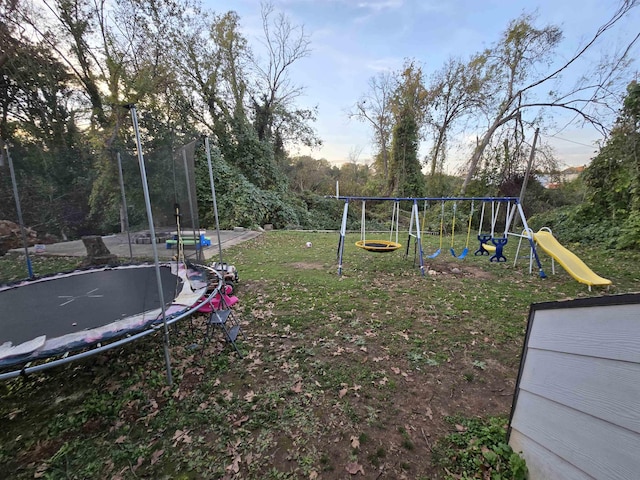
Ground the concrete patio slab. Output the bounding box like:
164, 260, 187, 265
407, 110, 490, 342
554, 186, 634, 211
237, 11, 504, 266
9, 229, 263, 261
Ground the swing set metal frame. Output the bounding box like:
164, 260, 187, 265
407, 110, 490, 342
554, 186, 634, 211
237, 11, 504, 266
335, 196, 546, 277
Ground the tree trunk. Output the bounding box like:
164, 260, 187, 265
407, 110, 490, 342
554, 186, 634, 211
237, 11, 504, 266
430, 125, 446, 177
460, 111, 520, 194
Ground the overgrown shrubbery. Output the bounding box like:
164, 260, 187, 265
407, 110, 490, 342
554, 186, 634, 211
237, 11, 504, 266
528, 204, 620, 248
432, 416, 528, 480
529, 182, 640, 251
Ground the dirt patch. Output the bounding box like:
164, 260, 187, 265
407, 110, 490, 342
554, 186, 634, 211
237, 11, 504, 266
229, 273, 520, 479
458, 263, 496, 280
424, 258, 497, 280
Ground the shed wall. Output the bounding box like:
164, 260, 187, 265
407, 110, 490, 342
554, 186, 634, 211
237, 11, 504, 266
509, 295, 640, 480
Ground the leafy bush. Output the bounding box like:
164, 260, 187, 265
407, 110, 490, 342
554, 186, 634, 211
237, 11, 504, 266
432, 416, 527, 480
618, 210, 640, 249
529, 204, 622, 249
196, 151, 301, 229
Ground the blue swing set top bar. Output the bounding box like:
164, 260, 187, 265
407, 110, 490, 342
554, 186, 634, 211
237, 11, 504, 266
333, 195, 521, 203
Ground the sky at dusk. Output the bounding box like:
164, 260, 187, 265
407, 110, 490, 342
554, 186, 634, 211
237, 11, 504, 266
203, 0, 640, 170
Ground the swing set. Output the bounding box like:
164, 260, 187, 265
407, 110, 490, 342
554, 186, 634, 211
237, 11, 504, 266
335, 195, 546, 277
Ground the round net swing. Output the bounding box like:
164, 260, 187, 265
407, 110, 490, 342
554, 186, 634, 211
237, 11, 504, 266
355, 200, 402, 253
355, 239, 402, 253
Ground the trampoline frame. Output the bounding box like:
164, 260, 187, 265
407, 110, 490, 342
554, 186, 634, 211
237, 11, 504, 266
0, 263, 222, 381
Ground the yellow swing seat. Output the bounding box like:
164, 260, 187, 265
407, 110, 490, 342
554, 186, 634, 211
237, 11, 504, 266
355, 240, 402, 253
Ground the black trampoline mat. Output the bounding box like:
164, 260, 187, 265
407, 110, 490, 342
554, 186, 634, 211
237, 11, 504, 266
0, 266, 181, 345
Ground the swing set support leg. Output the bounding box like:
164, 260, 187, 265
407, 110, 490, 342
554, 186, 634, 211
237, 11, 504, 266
337, 200, 349, 276
515, 202, 546, 278
412, 200, 425, 276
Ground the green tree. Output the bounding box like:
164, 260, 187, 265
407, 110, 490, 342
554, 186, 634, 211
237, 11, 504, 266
287, 156, 337, 195
0, 1, 96, 238
583, 80, 640, 248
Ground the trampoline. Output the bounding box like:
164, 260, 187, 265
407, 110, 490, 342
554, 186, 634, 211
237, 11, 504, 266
0, 263, 212, 379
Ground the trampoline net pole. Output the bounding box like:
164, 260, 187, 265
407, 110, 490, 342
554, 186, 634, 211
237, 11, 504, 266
173, 140, 202, 264
205, 137, 224, 265
129, 105, 173, 386
4, 144, 33, 278
181, 146, 202, 263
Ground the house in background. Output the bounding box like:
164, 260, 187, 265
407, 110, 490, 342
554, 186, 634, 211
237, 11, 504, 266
538, 165, 586, 189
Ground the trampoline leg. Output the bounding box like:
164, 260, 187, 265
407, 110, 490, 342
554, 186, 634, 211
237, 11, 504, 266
162, 335, 173, 386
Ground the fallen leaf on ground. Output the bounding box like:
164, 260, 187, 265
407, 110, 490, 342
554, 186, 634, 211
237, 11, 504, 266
425, 406, 433, 420
132, 456, 144, 472
33, 464, 48, 479
338, 388, 348, 398
244, 390, 256, 402
221, 389, 233, 401
150, 449, 164, 465
226, 454, 241, 473
8, 409, 22, 420
350, 435, 360, 449
345, 462, 365, 475
172, 429, 192, 446
233, 415, 249, 427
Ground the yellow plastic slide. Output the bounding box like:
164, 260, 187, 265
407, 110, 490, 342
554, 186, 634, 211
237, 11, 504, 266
533, 229, 612, 288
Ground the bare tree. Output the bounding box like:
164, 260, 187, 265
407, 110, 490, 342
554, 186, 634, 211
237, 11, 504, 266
460, 1, 640, 193
251, 2, 316, 148
427, 55, 488, 177
348, 71, 394, 181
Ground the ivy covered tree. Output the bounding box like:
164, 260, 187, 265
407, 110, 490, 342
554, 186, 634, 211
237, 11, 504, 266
388, 61, 428, 197
583, 80, 640, 248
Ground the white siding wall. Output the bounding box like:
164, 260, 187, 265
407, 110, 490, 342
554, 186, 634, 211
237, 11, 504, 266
509, 299, 640, 480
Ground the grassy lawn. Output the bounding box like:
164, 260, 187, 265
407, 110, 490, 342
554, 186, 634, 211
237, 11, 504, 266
1, 231, 638, 479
